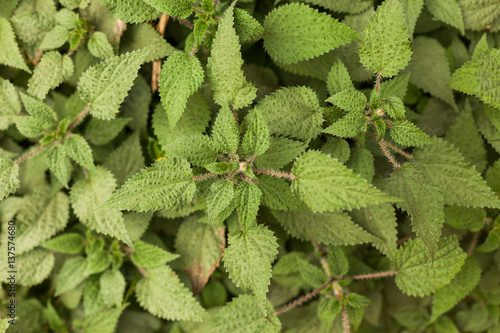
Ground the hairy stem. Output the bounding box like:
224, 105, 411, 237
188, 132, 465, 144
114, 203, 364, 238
351, 270, 398, 280
252, 168, 297, 180
342, 304, 350, 333
273, 277, 333, 316
67, 102, 91, 132
174, 17, 194, 29
367, 132, 413, 159
12, 144, 50, 165
375, 70, 382, 95
378, 140, 401, 169
192, 173, 218, 181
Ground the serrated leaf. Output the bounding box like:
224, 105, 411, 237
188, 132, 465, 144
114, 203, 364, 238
79, 47, 151, 119
17, 187, 69, 255
327, 58, 354, 95
175, 217, 225, 294
379, 72, 411, 100
458, 0, 500, 31
16, 93, 57, 138
100, 269, 125, 307
347, 293, 371, 308
204, 162, 230, 174
159, 52, 204, 128
347, 147, 374, 182
359, 0, 411, 77
141, 0, 191, 18
55, 256, 89, 296
263, 3, 358, 64
64, 134, 94, 169
304, 0, 372, 14
39, 25, 68, 50
120, 23, 176, 62
104, 158, 196, 212
123, 212, 152, 242
85, 240, 111, 275
42, 233, 84, 254
242, 111, 270, 157
393, 236, 467, 297
0, 17, 30, 72
425, 0, 464, 34
444, 205, 485, 231
209, 294, 281, 333
223, 224, 278, 301
254, 136, 307, 170
100, 0, 158, 23
131, 240, 179, 268
234, 8, 264, 43
327, 90, 367, 113
207, 180, 235, 222
46, 144, 69, 187
413, 139, 500, 208
273, 209, 379, 246
17, 248, 55, 287
430, 257, 481, 323
291, 150, 395, 212
0, 78, 21, 130
88, 31, 114, 59
323, 111, 367, 138
318, 297, 342, 330
257, 175, 301, 210
449, 46, 500, 109
0, 155, 20, 201
321, 139, 350, 163
390, 120, 433, 147
212, 105, 240, 154
71, 167, 132, 246
86, 117, 131, 146
253, 86, 324, 141
135, 265, 206, 321
409, 37, 456, 109
165, 134, 218, 167
382, 96, 406, 120
84, 274, 106, 316
103, 132, 145, 186
82, 306, 124, 333
28, 52, 73, 100
298, 258, 329, 288
327, 246, 349, 276
235, 181, 262, 230
389, 162, 444, 255
400, 0, 424, 37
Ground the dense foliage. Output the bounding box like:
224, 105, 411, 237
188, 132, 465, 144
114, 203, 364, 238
1, 0, 500, 332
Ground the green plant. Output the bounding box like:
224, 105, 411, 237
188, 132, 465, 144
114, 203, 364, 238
1, 0, 500, 332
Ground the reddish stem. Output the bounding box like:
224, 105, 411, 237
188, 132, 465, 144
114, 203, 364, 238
252, 168, 297, 180
351, 270, 398, 280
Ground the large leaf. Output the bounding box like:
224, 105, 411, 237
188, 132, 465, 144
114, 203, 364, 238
0, 17, 30, 72
0, 155, 19, 201
263, 3, 358, 64
254, 136, 307, 170
99, 0, 158, 23
425, 0, 464, 34
103, 132, 145, 186
0, 78, 21, 130
28, 51, 73, 100
458, 0, 500, 31
17, 248, 55, 287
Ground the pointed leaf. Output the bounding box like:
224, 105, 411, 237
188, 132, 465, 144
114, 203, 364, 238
55, 256, 89, 296
425, 0, 464, 34
323, 111, 367, 138
16, 93, 57, 138
0, 17, 30, 72
88, 31, 114, 59
207, 180, 235, 222
100, 269, 126, 307
141, 0, 192, 18
327, 58, 354, 95
242, 111, 270, 157
235, 181, 262, 230
39, 25, 68, 50
212, 105, 240, 154
28, 52, 73, 100
165, 134, 218, 167
254, 136, 307, 170
131, 240, 179, 268
327, 90, 367, 113
257, 175, 301, 210
17, 248, 55, 287
42, 233, 84, 254
103, 132, 145, 186
0, 155, 19, 201
64, 134, 94, 169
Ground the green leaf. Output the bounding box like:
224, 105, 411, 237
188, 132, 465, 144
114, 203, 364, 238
304, 0, 372, 14
379, 72, 411, 100
0, 17, 30, 72
253, 86, 324, 141
81, 306, 124, 333
242, 111, 270, 157
55, 256, 89, 296
16, 93, 57, 138
321, 139, 350, 163
44, 301, 64, 331
223, 224, 278, 301
100, 0, 158, 23
458, 0, 500, 31
382, 96, 406, 120
390, 120, 433, 147
88, 31, 114, 59
17, 248, 55, 287
323, 111, 367, 138
17, 187, 69, 255
263, 3, 358, 64
409, 37, 456, 109
204, 162, 230, 174
175, 217, 225, 294
393, 236, 467, 297
389, 162, 444, 255
291, 150, 395, 212
104, 158, 196, 212
400, 0, 425, 37
209, 295, 281, 333
135, 265, 206, 321
64, 134, 94, 169
193, 20, 209, 46
327, 90, 367, 113
413, 139, 500, 208
42, 233, 84, 254
235, 181, 262, 230
120, 23, 176, 62
273, 209, 379, 246
318, 298, 342, 330
0, 155, 20, 201
100, 269, 126, 307
159, 52, 204, 128
207, 179, 235, 222
425, 0, 464, 34
212, 105, 240, 154
234, 8, 264, 43
131, 240, 179, 268
78, 47, 152, 119
346, 147, 375, 182
347, 293, 371, 308
298, 258, 329, 288
327, 58, 354, 95
0, 78, 21, 130
327, 246, 349, 276
123, 212, 152, 242
39, 25, 68, 50
86, 118, 131, 145
257, 175, 301, 210
449, 46, 500, 109
444, 206, 485, 231
141, 0, 192, 19
207, 3, 256, 109
254, 136, 307, 170
430, 257, 481, 323
358, 0, 412, 77
85, 239, 111, 275
28, 52, 73, 100
84, 274, 106, 317
70, 167, 132, 246
165, 134, 218, 167
103, 132, 145, 186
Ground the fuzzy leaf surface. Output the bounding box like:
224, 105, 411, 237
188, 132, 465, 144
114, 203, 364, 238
0, 155, 19, 201
0, 17, 30, 72
28, 52, 73, 100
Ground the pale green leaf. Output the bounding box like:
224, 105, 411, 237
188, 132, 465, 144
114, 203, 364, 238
135, 265, 206, 321
235, 181, 262, 230
323, 111, 367, 138
88, 31, 114, 59
425, 0, 464, 34
207, 179, 235, 222
242, 111, 270, 157
103, 132, 145, 186
0, 78, 21, 130
131, 240, 179, 268
82, 306, 124, 333
234, 8, 264, 43
123, 212, 152, 242
100, 269, 126, 307
223, 224, 278, 301
458, 0, 500, 31
212, 105, 240, 154
263, 3, 358, 64
55, 256, 89, 296
64, 134, 94, 169
390, 120, 434, 147
254, 136, 307, 170
86, 117, 131, 145
327, 58, 354, 95
253, 86, 324, 141
272, 252, 308, 287
159, 52, 204, 127
393, 236, 467, 297
85, 239, 111, 275
0, 17, 30, 72
42, 233, 84, 254
84, 274, 106, 317
165, 134, 218, 167
16, 93, 57, 138
0, 155, 20, 201
39, 25, 68, 50
327, 90, 367, 113
100, 0, 158, 23
321, 139, 351, 163
358, 0, 412, 77
46, 144, 70, 187
120, 23, 176, 62
304, 0, 372, 14
78, 47, 151, 119
104, 158, 196, 212
291, 150, 395, 212
71, 167, 132, 246
28, 52, 73, 100
204, 162, 230, 174
400, 0, 424, 37
379, 72, 411, 100
257, 175, 301, 211
207, 3, 256, 108
413, 139, 500, 208
347, 147, 375, 182
141, 0, 192, 18
17, 248, 55, 287
327, 246, 349, 276
297, 258, 329, 288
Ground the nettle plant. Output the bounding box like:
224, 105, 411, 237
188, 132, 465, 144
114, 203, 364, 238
1, 0, 500, 332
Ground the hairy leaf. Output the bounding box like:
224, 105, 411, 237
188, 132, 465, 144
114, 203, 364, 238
212, 105, 240, 154
17, 248, 55, 287
425, 0, 464, 34
87, 31, 114, 59
390, 120, 434, 147
131, 240, 179, 268
242, 111, 270, 157
235, 181, 262, 230
141, 0, 191, 19
28, 52, 73, 100
42, 233, 84, 254
103, 132, 145, 186
207, 180, 235, 222
165, 134, 218, 167
0, 155, 20, 201
0, 17, 30, 72
254, 136, 307, 170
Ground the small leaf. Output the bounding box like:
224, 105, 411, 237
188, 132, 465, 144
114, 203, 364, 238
257, 175, 301, 211
165, 134, 218, 167
16, 93, 57, 138
254, 136, 307, 170
88, 31, 114, 59
242, 111, 270, 157
327, 90, 367, 113
297, 258, 329, 288
0, 155, 20, 201
28, 52, 73, 100
235, 181, 262, 230
17, 248, 55, 287
42, 233, 84, 254
390, 120, 433, 147
100, 269, 126, 307
55, 256, 89, 296
323, 111, 367, 138
141, 0, 192, 19
0, 17, 31, 72
327, 246, 349, 276
212, 105, 240, 154
207, 180, 235, 222
131, 240, 179, 268
64, 134, 94, 169
327, 58, 354, 95
39, 25, 68, 50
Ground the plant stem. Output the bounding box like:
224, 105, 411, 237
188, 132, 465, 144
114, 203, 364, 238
378, 140, 401, 169
192, 173, 218, 181
67, 102, 91, 132
12, 144, 50, 165
273, 277, 334, 316
375, 70, 382, 95
174, 17, 194, 29
252, 168, 297, 180
467, 231, 480, 256
342, 303, 350, 333
122, 273, 140, 306
152, 13, 169, 93
214, 0, 219, 8
366, 132, 413, 159
351, 270, 398, 280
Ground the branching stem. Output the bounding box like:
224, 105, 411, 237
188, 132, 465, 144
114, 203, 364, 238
252, 168, 297, 180
378, 140, 401, 169
366, 132, 413, 159
351, 270, 398, 280
12, 144, 50, 165
67, 102, 91, 132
